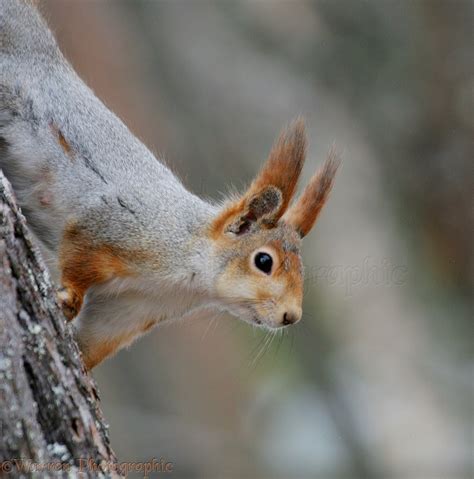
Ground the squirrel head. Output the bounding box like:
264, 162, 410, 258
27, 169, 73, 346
207, 118, 339, 329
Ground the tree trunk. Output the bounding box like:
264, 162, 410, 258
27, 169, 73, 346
0, 170, 118, 477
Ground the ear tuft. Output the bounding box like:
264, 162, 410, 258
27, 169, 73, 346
225, 186, 282, 236
208, 118, 307, 239
284, 148, 340, 238
248, 117, 307, 219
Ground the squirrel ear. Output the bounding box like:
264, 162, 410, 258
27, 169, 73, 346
226, 186, 282, 235
246, 117, 307, 221
209, 118, 306, 238
283, 149, 340, 238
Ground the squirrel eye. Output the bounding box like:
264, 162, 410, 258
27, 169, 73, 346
254, 252, 273, 274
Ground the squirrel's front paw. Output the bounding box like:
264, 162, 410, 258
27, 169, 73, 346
57, 287, 82, 321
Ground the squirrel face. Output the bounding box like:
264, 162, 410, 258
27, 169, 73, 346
208, 119, 339, 329
213, 224, 304, 328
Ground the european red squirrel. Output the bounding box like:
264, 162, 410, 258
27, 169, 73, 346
0, 0, 339, 369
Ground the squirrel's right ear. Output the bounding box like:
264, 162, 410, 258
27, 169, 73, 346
210, 119, 307, 238
248, 117, 306, 218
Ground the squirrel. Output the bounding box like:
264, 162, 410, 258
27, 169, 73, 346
0, 0, 339, 369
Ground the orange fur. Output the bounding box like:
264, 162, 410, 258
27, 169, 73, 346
50, 124, 73, 158
284, 149, 340, 237
248, 118, 306, 218
59, 223, 141, 320
209, 119, 307, 238
58, 131, 72, 155
81, 319, 159, 369
269, 244, 303, 300
82, 335, 130, 370
208, 198, 245, 240
141, 319, 158, 333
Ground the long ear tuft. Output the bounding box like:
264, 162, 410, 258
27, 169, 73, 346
209, 118, 306, 239
283, 148, 340, 238
247, 117, 307, 220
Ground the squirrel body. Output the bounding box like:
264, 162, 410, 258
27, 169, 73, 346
0, 0, 338, 368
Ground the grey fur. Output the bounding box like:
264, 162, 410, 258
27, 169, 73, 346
1, 0, 216, 264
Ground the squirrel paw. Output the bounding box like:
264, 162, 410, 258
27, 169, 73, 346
57, 287, 82, 321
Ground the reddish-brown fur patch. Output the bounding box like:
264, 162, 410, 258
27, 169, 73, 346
59, 223, 144, 320
82, 335, 129, 370
208, 199, 245, 240
82, 319, 158, 369
50, 124, 73, 158
208, 119, 307, 239
267, 243, 303, 300
58, 131, 72, 155
248, 118, 306, 218
284, 150, 340, 238
141, 319, 158, 333
283, 253, 304, 299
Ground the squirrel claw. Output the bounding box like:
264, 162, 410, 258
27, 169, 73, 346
57, 287, 81, 321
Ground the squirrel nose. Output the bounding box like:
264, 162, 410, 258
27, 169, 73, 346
282, 309, 301, 326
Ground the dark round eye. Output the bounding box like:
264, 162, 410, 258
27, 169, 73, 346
254, 252, 273, 274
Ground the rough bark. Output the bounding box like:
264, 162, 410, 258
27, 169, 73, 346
0, 170, 118, 477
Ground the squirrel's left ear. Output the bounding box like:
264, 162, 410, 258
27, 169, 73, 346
283, 149, 340, 238
210, 119, 307, 237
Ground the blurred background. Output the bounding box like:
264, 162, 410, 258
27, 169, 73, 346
42, 1, 472, 478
